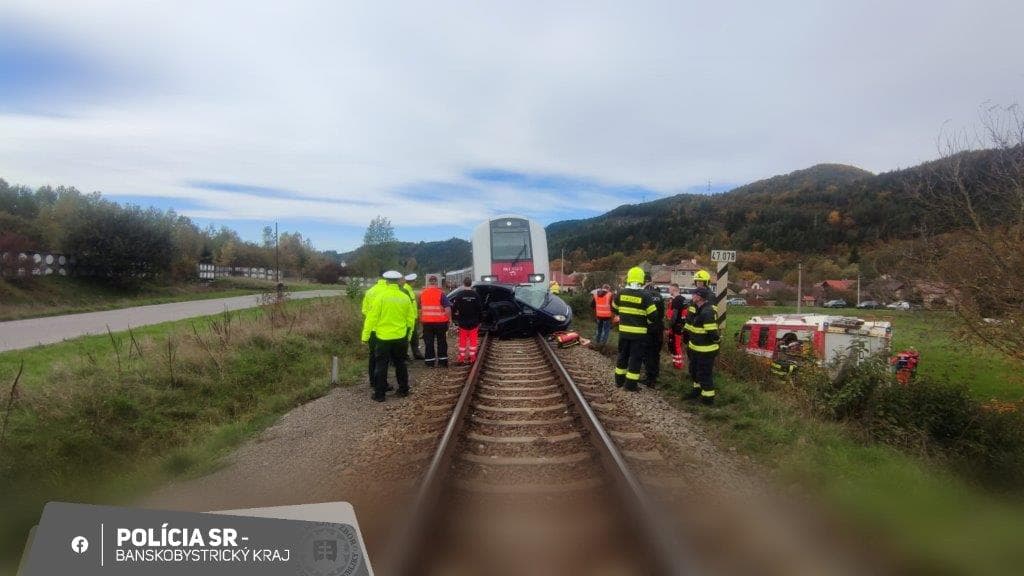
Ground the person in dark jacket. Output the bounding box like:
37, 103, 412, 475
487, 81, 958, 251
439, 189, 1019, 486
666, 283, 687, 370
450, 277, 484, 364
612, 267, 659, 392
641, 274, 665, 387
682, 287, 720, 405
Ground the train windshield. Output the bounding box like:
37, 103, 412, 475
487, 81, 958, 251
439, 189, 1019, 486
514, 283, 549, 309
490, 219, 532, 262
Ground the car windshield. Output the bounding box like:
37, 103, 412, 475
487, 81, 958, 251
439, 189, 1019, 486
514, 284, 549, 309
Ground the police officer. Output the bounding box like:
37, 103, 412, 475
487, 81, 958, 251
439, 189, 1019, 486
642, 272, 665, 388
361, 272, 388, 388
362, 270, 416, 402
683, 286, 720, 404
612, 267, 659, 392
400, 273, 425, 360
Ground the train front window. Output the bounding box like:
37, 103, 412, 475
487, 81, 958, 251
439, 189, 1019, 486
490, 220, 532, 262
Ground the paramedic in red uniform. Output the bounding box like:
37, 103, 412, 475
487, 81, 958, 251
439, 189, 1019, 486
450, 277, 484, 364
666, 283, 687, 370
419, 275, 452, 367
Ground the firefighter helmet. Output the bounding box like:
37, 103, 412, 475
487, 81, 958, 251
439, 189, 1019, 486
694, 270, 711, 284
626, 267, 645, 284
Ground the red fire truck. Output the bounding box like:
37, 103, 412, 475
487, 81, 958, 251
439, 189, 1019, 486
738, 314, 892, 374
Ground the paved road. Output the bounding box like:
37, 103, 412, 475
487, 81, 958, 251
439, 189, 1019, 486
0, 290, 342, 353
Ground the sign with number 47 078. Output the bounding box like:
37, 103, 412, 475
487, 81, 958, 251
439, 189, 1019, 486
711, 250, 736, 263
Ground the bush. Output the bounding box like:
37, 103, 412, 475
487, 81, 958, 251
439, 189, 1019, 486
345, 282, 363, 300
867, 381, 1024, 489
778, 345, 1024, 490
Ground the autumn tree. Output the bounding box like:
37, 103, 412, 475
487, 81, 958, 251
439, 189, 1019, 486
908, 104, 1024, 362
355, 215, 398, 276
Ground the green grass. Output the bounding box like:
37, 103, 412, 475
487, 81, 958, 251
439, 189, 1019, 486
0, 276, 329, 322
0, 294, 360, 574
662, 370, 1024, 576
724, 305, 1024, 403
564, 298, 1024, 574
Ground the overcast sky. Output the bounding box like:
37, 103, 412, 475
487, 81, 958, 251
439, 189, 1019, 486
2, 1, 1022, 250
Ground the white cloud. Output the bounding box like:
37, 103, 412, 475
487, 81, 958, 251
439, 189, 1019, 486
2, 0, 1023, 248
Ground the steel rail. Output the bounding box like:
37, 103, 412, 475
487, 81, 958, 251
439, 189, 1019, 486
536, 334, 701, 576
387, 334, 491, 576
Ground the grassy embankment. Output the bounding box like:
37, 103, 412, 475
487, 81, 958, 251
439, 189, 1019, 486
0, 294, 361, 574
0, 276, 327, 322
566, 296, 1024, 575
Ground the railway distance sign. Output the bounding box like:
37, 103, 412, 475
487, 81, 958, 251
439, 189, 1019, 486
711, 250, 736, 263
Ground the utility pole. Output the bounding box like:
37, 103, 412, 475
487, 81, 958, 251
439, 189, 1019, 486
275, 222, 280, 283
707, 178, 711, 194
560, 248, 564, 282
857, 275, 861, 306
797, 262, 803, 313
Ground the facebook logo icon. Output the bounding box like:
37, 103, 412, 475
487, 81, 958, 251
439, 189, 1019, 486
70, 536, 89, 554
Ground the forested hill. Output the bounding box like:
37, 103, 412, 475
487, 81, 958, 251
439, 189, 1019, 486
545, 154, 998, 261
337, 237, 471, 273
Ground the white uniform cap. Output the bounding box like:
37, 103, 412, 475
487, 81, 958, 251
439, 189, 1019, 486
383, 270, 402, 280
404, 273, 418, 281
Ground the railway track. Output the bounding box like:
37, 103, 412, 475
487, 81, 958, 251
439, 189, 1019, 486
388, 334, 693, 575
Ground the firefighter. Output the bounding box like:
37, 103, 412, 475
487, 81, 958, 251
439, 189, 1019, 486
686, 269, 716, 379
642, 272, 665, 387
693, 269, 712, 290
591, 284, 614, 347
361, 271, 416, 402
362, 272, 388, 389
612, 267, 659, 392
549, 280, 561, 294
683, 287, 720, 404
419, 276, 452, 367
451, 277, 484, 364
666, 283, 686, 370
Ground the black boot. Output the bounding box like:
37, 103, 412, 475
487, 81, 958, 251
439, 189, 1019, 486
685, 386, 701, 400
701, 394, 715, 406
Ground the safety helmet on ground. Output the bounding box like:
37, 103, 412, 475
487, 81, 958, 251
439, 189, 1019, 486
694, 270, 711, 284
626, 267, 645, 284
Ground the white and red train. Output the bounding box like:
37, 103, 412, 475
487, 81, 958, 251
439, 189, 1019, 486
445, 215, 549, 287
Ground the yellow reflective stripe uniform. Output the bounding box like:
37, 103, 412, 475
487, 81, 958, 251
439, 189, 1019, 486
361, 284, 416, 341
684, 301, 720, 353
361, 279, 387, 316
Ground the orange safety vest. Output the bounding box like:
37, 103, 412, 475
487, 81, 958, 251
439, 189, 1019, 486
420, 286, 449, 323
593, 292, 613, 319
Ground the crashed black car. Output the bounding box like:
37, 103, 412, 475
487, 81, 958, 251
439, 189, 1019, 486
450, 283, 572, 338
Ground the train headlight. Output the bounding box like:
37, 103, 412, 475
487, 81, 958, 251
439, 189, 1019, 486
481, 275, 498, 282
528, 274, 545, 283
553, 314, 567, 322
